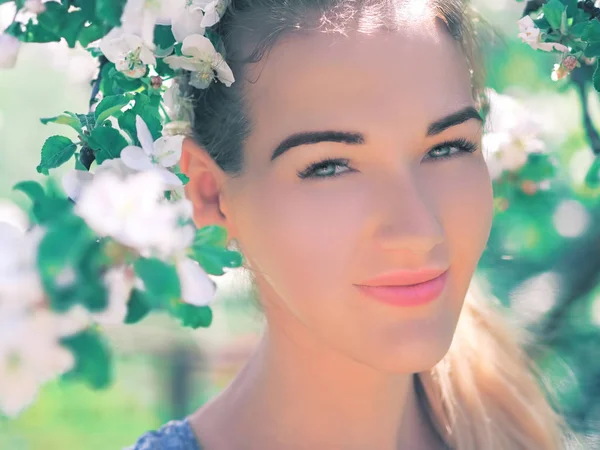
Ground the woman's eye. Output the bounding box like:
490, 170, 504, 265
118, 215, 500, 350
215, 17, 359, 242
424, 138, 478, 162
297, 158, 352, 179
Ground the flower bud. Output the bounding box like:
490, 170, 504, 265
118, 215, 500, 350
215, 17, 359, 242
562, 55, 578, 71
0, 34, 21, 69
521, 180, 538, 195
551, 63, 569, 81
151, 76, 163, 89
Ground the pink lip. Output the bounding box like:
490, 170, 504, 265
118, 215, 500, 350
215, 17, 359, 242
354, 270, 449, 307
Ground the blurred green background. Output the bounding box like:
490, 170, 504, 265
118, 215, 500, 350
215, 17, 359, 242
1, 0, 600, 448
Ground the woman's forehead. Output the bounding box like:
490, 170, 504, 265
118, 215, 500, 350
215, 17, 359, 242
243, 23, 474, 142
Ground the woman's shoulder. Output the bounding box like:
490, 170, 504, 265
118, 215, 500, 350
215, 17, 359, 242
124, 417, 203, 450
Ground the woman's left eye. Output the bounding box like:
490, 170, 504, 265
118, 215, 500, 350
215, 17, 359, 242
423, 138, 478, 162
297, 158, 353, 179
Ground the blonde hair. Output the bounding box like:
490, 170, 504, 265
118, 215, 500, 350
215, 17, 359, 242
417, 277, 573, 449
181, 0, 575, 447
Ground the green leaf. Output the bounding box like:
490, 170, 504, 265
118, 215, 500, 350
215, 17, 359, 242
560, 9, 569, 35
61, 329, 113, 389
78, 22, 107, 47
13, 180, 45, 204
559, 0, 578, 17
175, 172, 190, 185
87, 126, 128, 164
193, 225, 229, 248
154, 24, 175, 51
130, 94, 162, 140
155, 56, 175, 78
190, 244, 243, 276
24, 20, 61, 43
584, 41, 600, 58
36, 135, 78, 175
593, 60, 600, 92
32, 195, 73, 225
584, 156, 600, 188
95, 94, 134, 125
100, 65, 144, 94
95, 0, 125, 27
40, 114, 84, 135
582, 21, 600, 42
36, 1, 69, 36
170, 303, 213, 329
569, 21, 590, 38
117, 109, 139, 143
62, 9, 87, 47
75, 112, 97, 130
37, 215, 94, 287
543, 0, 566, 30
124, 289, 152, 324
134, 258, 182, 305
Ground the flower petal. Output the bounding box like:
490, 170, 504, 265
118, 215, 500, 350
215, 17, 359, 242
120, 146, 156, 172
135, 115, 155, 156
199, 0, 229, 28
172, 9, 206, 42
176, 257, 217, 306
62, 169, 94, 201
154, 167, 183, 188
163, 55, 204, 72
181, 34, 218, 60
0, 34, 21, 69
153, 135, 184, 167
212, 52, 235, 86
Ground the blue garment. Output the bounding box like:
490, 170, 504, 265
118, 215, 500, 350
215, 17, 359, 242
125, 418, 202, 450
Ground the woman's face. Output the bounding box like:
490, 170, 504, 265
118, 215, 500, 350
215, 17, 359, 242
217, 18, 493, 372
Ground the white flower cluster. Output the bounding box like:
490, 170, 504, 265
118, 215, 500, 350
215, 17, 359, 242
482, 89, 548, 181
75, 170, 217, 306
517, 16, 569, 53
99, 0, 234, 89
0, 166, 217, 416
0, 221, 89, 417
1, 0, 235, 89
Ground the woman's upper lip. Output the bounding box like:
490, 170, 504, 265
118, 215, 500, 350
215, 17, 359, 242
356, 268, 449, 287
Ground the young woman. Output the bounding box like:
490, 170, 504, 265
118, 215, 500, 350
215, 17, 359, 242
128, 0, 570, 448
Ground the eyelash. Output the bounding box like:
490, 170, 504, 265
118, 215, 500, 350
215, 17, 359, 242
296, 138, 478, 180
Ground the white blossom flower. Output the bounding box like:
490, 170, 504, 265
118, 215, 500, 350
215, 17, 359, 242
169, 0, 206, 42
517, 16, 569, 53
482, 89, 547, 179
198, 0, 230, 28
0, 308, 84, 417
92, 266, 137, 325
164, 34, 234, 89
175, 256, 216, 306
0, 222, 45, 313
120, 115, 184, 188
62, 158, 135, 201
0, 33, 21, 69
120, 0, 178, 48
99, 27, 156, 78
75, 171, 189, 257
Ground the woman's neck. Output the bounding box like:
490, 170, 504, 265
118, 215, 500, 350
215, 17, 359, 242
189, 324, 446, 450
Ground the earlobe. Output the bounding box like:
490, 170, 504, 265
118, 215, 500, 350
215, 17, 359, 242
181, 137, 230, 232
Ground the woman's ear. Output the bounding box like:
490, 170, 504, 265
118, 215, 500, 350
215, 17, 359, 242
180, 137, 231, 232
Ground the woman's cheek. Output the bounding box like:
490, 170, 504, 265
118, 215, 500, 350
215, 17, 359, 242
236, 180, 364, 304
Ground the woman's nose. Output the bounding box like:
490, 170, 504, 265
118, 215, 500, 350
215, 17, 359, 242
367, 174, 445, 255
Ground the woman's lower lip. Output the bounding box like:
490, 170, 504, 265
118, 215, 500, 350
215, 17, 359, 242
354, 270, 449, 307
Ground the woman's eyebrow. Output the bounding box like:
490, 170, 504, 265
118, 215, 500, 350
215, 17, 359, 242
271, 131, 365, 161
426, 106, 483, 136
270, 106, 482, 162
